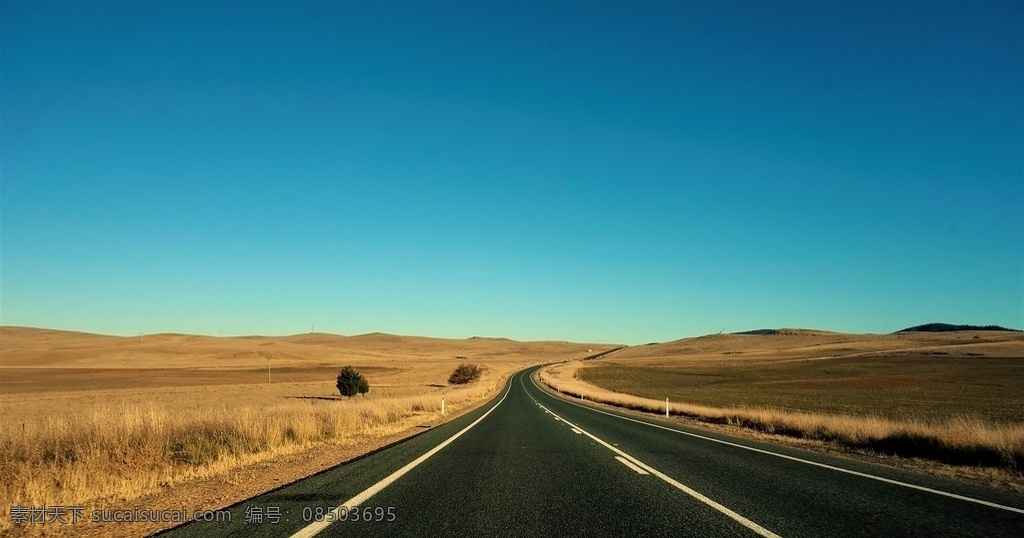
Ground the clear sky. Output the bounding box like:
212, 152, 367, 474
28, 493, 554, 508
1, 1, 1021, 344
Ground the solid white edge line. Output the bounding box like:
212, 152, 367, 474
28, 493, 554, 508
615, 455, 651, 475
290, 374, 516, 538
529, 396, 781, 538
529, 371, 1024, 515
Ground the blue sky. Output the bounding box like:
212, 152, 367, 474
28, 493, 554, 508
2, 1, 1021, 343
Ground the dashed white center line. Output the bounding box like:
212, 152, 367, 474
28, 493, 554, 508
616, 455, 650, 475
571, 428, 582, 435
525, 380, 781, 538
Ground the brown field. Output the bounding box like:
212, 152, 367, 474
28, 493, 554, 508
582, 330, 1024, 424
540, 329, 1024, 478
0, 327, 608, 536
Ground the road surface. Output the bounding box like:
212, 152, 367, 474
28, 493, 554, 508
160, 366, 1024, 537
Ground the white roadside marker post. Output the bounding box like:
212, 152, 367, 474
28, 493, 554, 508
666, 398, 670, 417
441, 394, 446, 417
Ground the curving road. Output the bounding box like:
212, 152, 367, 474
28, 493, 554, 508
160, 366, 1024, 537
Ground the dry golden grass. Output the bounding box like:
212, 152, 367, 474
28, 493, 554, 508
588, 330, 1024, 423
540, 330, 1024, 472
1, 382, 494, 510
0, 327, 608, 534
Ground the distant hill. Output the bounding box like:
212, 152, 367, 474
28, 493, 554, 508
731, 328, 836, 336
732, 325, 1021, 336
896, 323, 1020, 333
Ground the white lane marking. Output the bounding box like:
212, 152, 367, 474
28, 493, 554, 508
530, 398, 781, 538
616, 456, 650, 475
571, 428, 582, 435
290, 377, 515, 538
528, 373, 1024, 515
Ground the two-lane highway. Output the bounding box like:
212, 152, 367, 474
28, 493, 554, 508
161, 366, 1024, 537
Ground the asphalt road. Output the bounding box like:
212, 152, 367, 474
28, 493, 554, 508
160, 366, 1024, 537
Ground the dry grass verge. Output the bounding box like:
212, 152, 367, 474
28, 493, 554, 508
0, 372, 509, 534
539, 361, 1024, 471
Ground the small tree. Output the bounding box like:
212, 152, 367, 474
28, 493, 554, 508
336, 366, 366, 398
448, 363, 482, 385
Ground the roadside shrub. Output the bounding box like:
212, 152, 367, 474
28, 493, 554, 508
337, 366, 369, 398
448, 363, 482, 385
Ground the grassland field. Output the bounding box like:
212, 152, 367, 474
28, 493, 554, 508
582, 330, 1023, 423
540, 329, 1024, 485
0, 327, 607, 537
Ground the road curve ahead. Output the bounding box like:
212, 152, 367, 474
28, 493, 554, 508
160, 366, 1024, 537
